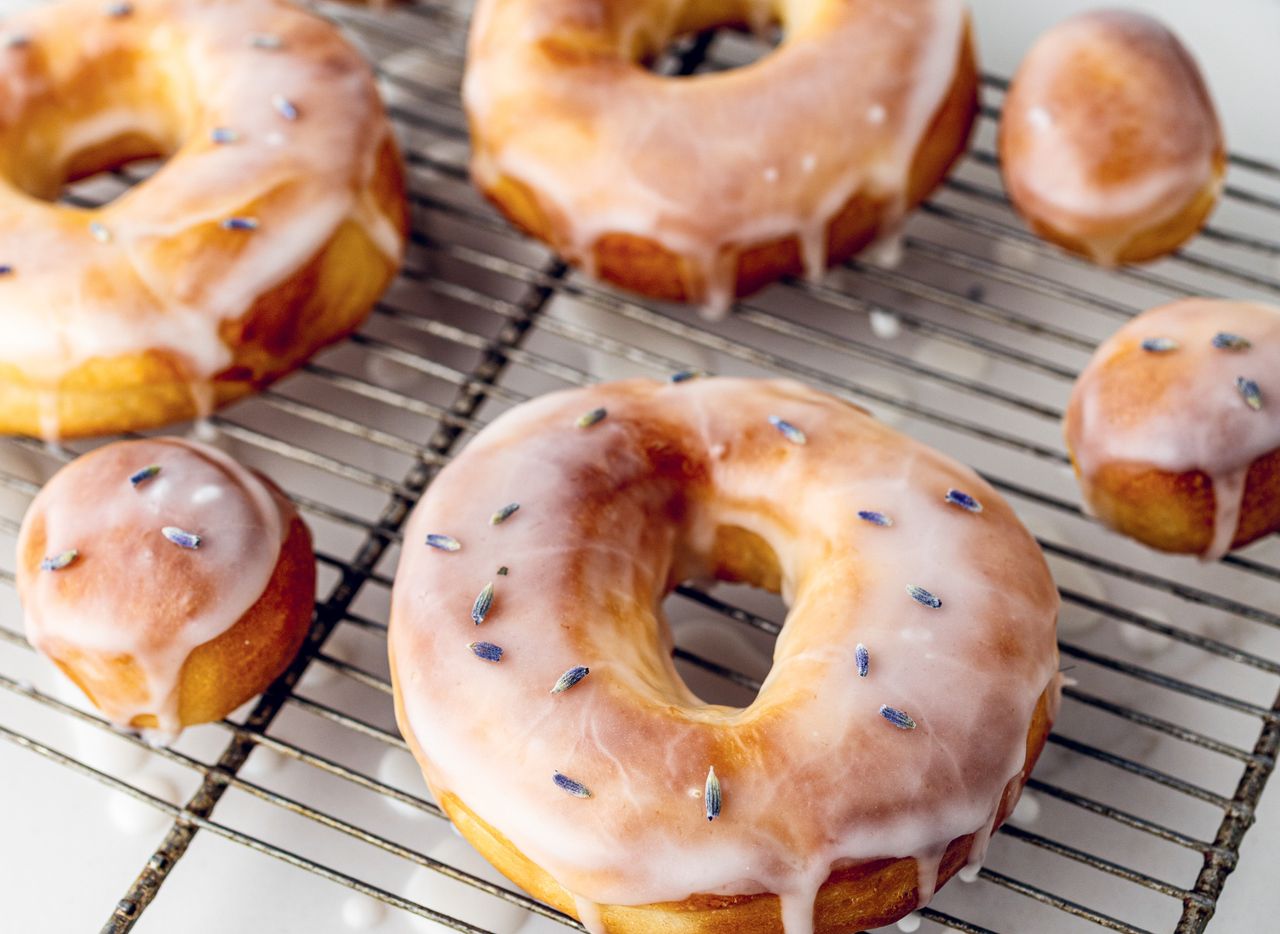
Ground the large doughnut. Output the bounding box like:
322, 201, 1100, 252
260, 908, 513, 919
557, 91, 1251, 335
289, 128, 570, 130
999, 10, 1224, 266
463, 0, 978, 314
389, 377, 1061, 933
1066, 299, 1280, 559
16, 437, 315, 739
0, 0, 408, 441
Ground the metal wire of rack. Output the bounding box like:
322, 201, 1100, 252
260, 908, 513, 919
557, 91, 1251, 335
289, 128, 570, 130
1, 1, 1279, 932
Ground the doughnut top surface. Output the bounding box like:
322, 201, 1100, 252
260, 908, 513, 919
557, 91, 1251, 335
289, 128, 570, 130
1000, 9, 1222, 264
463, 0, 969, 312
1067, 299, 1280, 558
390, 377, 1061, 928
17, 437, 288, 735
0, 0, 403, 383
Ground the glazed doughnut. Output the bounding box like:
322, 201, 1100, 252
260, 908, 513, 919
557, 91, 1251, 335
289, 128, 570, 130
1066, 299, 1280, 559
999, 10, 1224, 266
0, 0, 408, 441
389, 377, 1061, 933
464, 0, 978, 314
16, 438, 315, 739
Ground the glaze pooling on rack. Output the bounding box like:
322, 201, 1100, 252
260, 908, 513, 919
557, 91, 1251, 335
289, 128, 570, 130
1067, 299, 1280, 560
0, 0, 403, 438
999, 9, 1223, 266
16, 437, 287, 737
390, 377, 1061, 933
464, 0, 967, 316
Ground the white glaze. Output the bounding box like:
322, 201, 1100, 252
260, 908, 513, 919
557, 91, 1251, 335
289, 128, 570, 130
1067, 300, 1280, 560
1000, 10, 1223, 265
389, 378, 1061, 933
0, 0, 404, 432
464, 0, 968, 311
17, 437, 288, 735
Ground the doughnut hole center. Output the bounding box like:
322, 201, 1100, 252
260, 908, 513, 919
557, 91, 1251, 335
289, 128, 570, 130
4, 45, 192, 205
635, 0, 784, 75
665, 525, 786, 709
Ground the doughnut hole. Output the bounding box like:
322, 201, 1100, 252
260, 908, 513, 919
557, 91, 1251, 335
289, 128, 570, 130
33, 514, 315, 734
0, 38, 194, 202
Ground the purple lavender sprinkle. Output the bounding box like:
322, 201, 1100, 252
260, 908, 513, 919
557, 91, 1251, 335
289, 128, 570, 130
857, 510, 892, 527
1140, 337, 1179, 353
576, 407, 606, 429
879, 705, 916, 730
670, 369, 702, 383
906, 584, 941, 609
471, 581, 495, 625
220, 217, 259, 231
704, 767, 722, 821
425, 534, 460, 552
768, 415, 806, 445
0, 264, 13, 276
1212, 332, 1251, 351
1237, 377, 1263, 411
128, 465, 160, 488
552, 772, 592, 798
161, 527, 201, 550
490, 502, 520, 525
271, 94, 298, 121
40, 549, 78, 572
468, 641, 503, 663
105, 1, 132, 17
855, 643, 869, 678
210, 127, 239, 145
944, 489, 983, 513
551, 666, 590, 695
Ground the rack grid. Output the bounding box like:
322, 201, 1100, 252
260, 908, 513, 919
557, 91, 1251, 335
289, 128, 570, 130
1, 2, 1279, 932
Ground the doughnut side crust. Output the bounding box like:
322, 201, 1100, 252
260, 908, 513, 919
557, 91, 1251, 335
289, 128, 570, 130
394, 666, 1054, 933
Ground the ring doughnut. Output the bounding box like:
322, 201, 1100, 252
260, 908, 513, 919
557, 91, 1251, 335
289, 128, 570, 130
0, 0, 407, 441
464, 0, 978, 314
999, 10, 1224, 266
17, 437, 315, 739
1066, 299, 1280, 559
389, 377, 1061, 933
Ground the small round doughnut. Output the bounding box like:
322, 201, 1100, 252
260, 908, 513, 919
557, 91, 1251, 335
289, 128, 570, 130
0, 0, 408, 441
1066, 299, 1280, 560
464, 0, 978, 314
389, 377, 1061, 934
16, 437, 315, 739
999, 10, 1224, 266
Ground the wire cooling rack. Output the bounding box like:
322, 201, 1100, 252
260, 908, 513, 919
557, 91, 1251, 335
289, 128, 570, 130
2, 2, 1280, 932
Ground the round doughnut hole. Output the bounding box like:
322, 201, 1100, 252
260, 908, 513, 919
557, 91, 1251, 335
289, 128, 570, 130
639, 2, 783, 76
4, 47, 187, 206
665, 524, 786, 708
